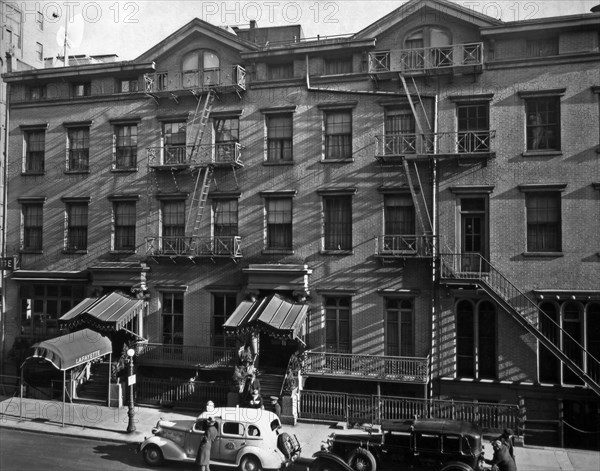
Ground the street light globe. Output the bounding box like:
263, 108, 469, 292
126, 348, 135, 357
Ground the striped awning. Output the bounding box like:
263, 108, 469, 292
59, 292, 144, 332
223, 294, 308, 340
27, 329, 112, 371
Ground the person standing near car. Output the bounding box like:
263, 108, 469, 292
497, 428, 515, 464
197, 416, 218, 471
485, 439, 516, 471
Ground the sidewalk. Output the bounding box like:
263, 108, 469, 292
1, 396, 599, 471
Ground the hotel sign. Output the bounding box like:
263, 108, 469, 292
75, 350, 102, 366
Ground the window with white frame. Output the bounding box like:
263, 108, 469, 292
22, 203, 43, 252
24, 129, 45, 173
65, 202, 89, 251
214, 117, 239, 163
113, 201, 136, 251
266, 197, 293, 250
114, 124, 138, 169
385, 298, 414, 356
456, 299, 496, 379
324, 110, 352, 160
267, 114, 293, 162
525, 97, 561, 151
67, 127, 90, 172
324, 296, 351, 353
526, 192, 561, 252
161, 200, 185, 252
162, 292, 184, 345
213, 199, 238, 237
163, 121, 187, 164
323, 195, 352, 251
35, 42, 43, 62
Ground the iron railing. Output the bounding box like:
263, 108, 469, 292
144, 65, 246, 92
136, 343, 235, 368
369, 42, 483, 73
147, 142, 242, 167
440, 252, 600, 393
303, 351, 429, 383
376, 235, 436, 257
145, 236, 242, 258
136, 377, 229, 407
375, 131, 495, 157
300, 390, 519, 432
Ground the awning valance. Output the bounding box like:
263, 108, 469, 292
223, 294, 308, 340
26, 329, 112, 371
59, 292, 144, 332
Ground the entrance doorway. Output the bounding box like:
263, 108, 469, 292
458, 197, 488, 272
257, 333, 298, 373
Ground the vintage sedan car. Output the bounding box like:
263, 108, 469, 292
321, 418, 486, 471
139, 406, 301, 470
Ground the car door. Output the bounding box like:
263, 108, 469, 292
185, 419, 206, 459
218, 421, 246, 464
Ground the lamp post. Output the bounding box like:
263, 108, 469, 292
126, 347, 136, 433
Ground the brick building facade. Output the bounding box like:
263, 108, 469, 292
2, 0, 599, 448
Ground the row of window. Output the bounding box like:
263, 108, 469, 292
20, 189, 579, 255
21, 94, 567, 175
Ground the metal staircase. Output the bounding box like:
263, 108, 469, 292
440, 252, 600, 396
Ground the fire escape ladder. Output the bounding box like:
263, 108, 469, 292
185, 165, 214, 238
440, 253, 600, 396
187, 88, 217, 163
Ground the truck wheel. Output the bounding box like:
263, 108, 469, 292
142, 445, 164, 466
240, 455, 263, 471
347, 448, 376, 471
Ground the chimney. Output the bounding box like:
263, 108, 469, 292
250, 20, 256, 29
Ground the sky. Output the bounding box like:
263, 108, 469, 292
19, 0, 600, 61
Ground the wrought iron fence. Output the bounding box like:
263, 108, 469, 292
136, 377, 229, 408
300, 390, 519, 432
376, 235, 436, 257
137, 343, 235, 368
145, 236, 242, 258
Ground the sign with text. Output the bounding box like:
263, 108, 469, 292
0, 257, 15, 270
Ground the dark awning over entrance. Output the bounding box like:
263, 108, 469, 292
223, 294, 308, 340
59, 292, 143, 332
26, 328, 112, 371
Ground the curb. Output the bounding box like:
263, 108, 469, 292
0, 422, 140, 445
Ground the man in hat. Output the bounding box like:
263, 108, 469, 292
485, 439, 516, 471
497, 428, 515, 463
197, 416, 218, 470
271, 396, 282, 419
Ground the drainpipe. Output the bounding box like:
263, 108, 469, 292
1, 79, 10, 376
429, 94, 439, 400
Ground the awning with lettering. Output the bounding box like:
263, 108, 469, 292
26, 328, 112, 371
223, 294, 308, 340
59, 292, 144, 332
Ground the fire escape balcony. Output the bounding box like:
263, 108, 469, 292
303, 351, 429, 384
147, 143, 243, 169
368, 42, 483, 76
376, 234, 436, 259
145, 236, 242, 259
375, 131, 495, 162
136, 343, 235, 369
143, 65, 246, 95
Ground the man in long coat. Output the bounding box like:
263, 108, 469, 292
197, 417, 218, 471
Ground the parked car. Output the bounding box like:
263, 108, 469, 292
310, 450, 355, 471
320, 418, 486, 471
138, 407, 301, 470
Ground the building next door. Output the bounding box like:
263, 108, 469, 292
458, 197, 488, 272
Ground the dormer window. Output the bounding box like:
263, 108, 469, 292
404, 27, 452, 68
73, 82, 91, 97
120, 78, 139, 93
324, 56, 353, 75
182, 50, 220, 88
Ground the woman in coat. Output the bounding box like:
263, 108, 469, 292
197, 416, 218, 471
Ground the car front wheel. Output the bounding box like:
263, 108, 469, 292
347, 448, 376, 471
142, 444, 164, 467
240, 454, 263, 471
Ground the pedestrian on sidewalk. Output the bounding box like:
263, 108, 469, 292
196, 416, 217, 471
485, 440, 516, 471
497, 428, 516, 464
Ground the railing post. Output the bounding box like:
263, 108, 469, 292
518, 395, 526, 445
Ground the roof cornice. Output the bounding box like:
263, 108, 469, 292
481, 14, 600, 35
2, 61, 155, 83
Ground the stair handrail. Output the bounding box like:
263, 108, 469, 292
440, 252, 600, 388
